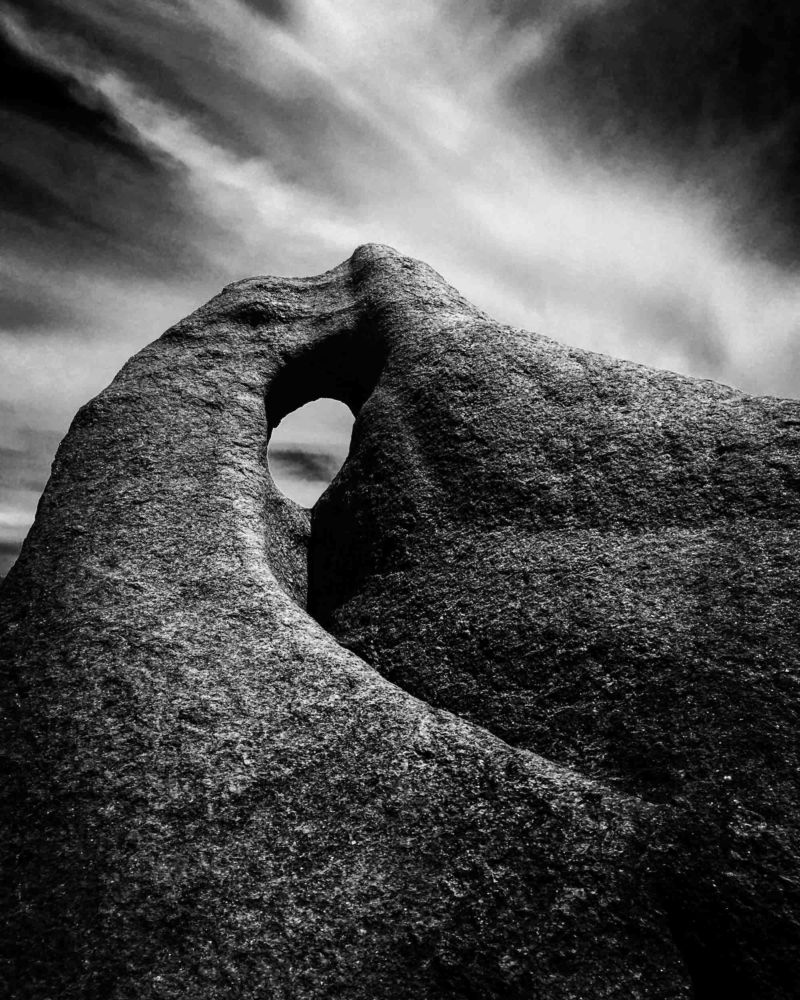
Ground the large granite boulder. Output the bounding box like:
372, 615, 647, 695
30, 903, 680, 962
1, 245, 798, 998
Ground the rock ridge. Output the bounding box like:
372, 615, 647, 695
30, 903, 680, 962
2, 244, 799, 998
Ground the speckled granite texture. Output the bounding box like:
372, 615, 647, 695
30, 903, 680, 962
2, 245, 798, 998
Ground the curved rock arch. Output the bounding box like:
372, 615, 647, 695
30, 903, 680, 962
2, 244, 800, 999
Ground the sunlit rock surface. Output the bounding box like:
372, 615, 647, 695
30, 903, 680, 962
2, 245, 799, 999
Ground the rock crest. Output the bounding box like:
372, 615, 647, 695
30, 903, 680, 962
2, 245, 799, 998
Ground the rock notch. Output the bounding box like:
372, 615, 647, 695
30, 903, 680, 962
2, 245, 799, 999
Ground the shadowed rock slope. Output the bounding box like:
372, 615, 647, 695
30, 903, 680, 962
1, 245, 799, 999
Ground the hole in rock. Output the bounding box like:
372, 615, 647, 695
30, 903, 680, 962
268, 398, 354, 508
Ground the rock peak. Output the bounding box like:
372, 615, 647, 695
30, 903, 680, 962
2, 248, 800, 998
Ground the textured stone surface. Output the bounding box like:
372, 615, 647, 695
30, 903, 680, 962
2, 245, 799, 998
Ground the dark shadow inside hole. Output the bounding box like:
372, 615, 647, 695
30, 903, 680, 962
262, 321, 386, 605
267, 398, 354, 508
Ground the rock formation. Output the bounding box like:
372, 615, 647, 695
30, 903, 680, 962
1, 244, 799, 999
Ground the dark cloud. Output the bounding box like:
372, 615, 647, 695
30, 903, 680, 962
2, 0, 80, 34
0, 129, 208, 287
485, 0, 577, 31
527, 0, 800, 145
240, 0, 293, 23
520, 0, 800, 261
0, 157, 78, 229
0, 286, 66, 332
0, 0, 353, 214
0, 117, 209, 292
2, 0, 223, 139
0, 11, 231, 287
0, 27, 152, 166
22, 0, 330, 166
269, 446, 345, 484
0, 540, 21, 578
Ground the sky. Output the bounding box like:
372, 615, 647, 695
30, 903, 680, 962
2, 0, 800, 574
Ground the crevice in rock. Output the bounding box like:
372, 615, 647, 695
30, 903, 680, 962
262, 314, 387, 609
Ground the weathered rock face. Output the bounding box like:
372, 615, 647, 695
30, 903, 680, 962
1, 245, 798, 999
